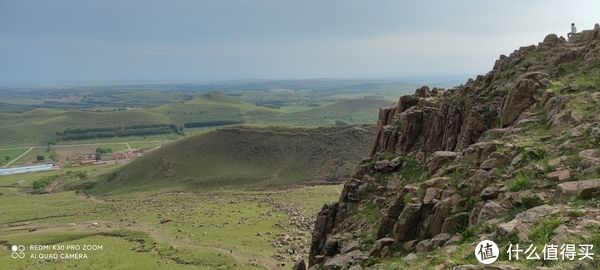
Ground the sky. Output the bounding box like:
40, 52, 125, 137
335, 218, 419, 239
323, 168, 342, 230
0, 0, 599, 86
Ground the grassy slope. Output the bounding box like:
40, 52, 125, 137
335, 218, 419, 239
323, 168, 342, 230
0, 166, 342, 270
91, 126, 374, 194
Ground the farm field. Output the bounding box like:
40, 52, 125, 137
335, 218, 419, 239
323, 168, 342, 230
0, 148, 30, 167
1, 141, 168, 168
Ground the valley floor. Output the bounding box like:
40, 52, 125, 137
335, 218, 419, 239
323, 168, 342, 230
0, 166, 342, 270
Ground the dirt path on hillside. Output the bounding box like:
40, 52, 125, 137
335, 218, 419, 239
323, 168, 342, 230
3, 147, 33, 167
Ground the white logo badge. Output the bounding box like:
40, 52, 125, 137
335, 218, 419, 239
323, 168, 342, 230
11, 245, 25, 259
475, 240, 499, 264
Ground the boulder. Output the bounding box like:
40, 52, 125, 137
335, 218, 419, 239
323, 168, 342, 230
374, 160, 391, 171
468, 170, 493, 196
369, 237, 395, 257
323, 238, 339, 257
427, 151, 459, 174
479, 157, 501, 170
374, 157, 403, 172
500, 78, 540, 127
340, 240, 360, 254
555, 179, 600, 202
496, 205, 560, 242
340, 180, 366, 203
546, 170, 572, 182
292, 260, 306, 270
322, 250, 367, 270
414, 239, 433, 253
429, 194, 462, 235
542, 33, 560, 45
468, 202, 484, 226
415, 86, 431, 98
476, 201, 508, 225
441, 212, 470, 234
377, 190, 408, 238
423, 187, 441, 204
509, 153, 523, 167
579, 149, 599, 169
479, 128, 508, 142
548, 156, 567, 167
403, 253, 418, 262
591, 126, 600, 140
393, 203, 422, 242
480, 186, 499, 200
430, 233, 452, 249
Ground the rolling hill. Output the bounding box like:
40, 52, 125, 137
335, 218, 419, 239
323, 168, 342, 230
90, 125, 375, 194
0, 91, 390, 148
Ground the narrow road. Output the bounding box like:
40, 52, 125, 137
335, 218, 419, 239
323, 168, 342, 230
0, 140, 170, 151
3, 147, 33, 168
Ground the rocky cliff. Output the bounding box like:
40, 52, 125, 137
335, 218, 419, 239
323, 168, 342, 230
302, 28, 600, 270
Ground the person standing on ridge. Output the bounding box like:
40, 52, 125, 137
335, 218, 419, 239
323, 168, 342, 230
568, 23, 577, 38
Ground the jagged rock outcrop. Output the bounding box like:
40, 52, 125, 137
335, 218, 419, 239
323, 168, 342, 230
307, 27, 600, 270
309, 203, 338, 265
499, 72, 549, 126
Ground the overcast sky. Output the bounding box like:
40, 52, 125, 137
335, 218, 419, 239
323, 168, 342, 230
0, 0, 599, 86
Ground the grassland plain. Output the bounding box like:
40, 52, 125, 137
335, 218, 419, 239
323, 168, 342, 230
0, 91, 392, 148
91, 125, 374, 194
0, 165, 342, 270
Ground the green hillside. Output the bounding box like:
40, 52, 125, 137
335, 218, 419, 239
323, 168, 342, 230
288, 98, 392, 124
91, 125, 375, 194
0, 92, 390, 147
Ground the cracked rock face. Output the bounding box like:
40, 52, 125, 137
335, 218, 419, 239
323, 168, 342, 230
308, 28, 600, 269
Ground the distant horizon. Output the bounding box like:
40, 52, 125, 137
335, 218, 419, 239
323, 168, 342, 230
1, 0, 599, 86
0, 74, 474, 89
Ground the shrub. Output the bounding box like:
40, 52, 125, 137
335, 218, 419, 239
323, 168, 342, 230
400, 159, 428, 184
32, 176, 56, 190
521, 196, 544, 209
516, 145, 546, 163
529, 217, 561, 244
461, 227, 477, 243
76, 171, 88, 179
508, 173, 534, 192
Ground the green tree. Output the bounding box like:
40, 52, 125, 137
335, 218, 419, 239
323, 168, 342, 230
36, 155, 45, 161
4, 156, 9, 161
94, 148, 111, 161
